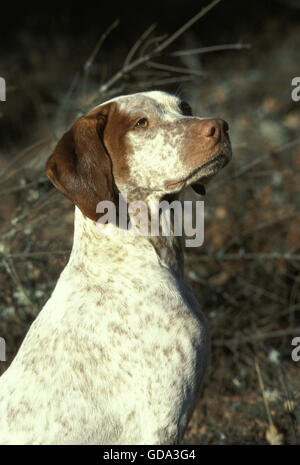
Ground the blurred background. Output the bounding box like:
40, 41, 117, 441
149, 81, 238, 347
0, 0, 299, 444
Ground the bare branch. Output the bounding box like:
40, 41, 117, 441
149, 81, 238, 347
2, 255, 39, 315
84, 19, 120, 73
56, 71, 81, 127
123, 23, 157, 68
147, 61, 206, 77
155, 0, 223, 54
99, 0, 222, 94
139, 34, 168, 57
126, 75, 195, 90
171, 42, 251, 57
81, 19, 120, 101
255, 358, 274, 428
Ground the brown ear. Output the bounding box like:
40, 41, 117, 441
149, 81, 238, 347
45, 109, 118, 221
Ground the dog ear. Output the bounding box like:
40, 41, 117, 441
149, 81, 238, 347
45, 106, 118, 221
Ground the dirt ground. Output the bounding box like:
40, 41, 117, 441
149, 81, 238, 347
0, 6, 299, 445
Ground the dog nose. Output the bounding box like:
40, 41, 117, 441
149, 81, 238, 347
199, 118, 229, 139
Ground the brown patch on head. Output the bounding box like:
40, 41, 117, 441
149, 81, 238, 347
45, 102, 130, 222
88, 102, 132, 185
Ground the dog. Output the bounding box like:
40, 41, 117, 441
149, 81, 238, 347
0, 90, 231, 444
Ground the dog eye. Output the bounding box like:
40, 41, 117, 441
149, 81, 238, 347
135, 118, 149, 128
179, 101, 192, 116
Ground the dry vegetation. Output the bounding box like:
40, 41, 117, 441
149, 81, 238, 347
0, 0, 299, 445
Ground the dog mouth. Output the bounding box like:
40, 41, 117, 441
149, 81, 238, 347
166, 140, 232, 195
190, 150, 230, 195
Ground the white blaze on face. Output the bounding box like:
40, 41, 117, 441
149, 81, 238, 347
106, 91, 191, 192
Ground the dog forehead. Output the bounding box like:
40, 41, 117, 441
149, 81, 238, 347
91, 91, 180, 116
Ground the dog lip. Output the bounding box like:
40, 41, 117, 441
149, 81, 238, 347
165, 144, 231, 190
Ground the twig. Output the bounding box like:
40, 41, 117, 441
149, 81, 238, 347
146, 61, 206, 77
84, 19, 120, 74
277, 365, 298, 444
123, 23, 157, 68
80, 19, 121, 106
2, 255, 39, 316
171, 42, 251, 57
255, 358, 274, 427
139, 34, 168, 57
55, 71, 81, 128
255, 358, 283, 444
127, 75, 195, 89
155, 0, 222, 54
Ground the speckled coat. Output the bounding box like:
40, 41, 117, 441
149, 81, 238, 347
0, 91, 231, 444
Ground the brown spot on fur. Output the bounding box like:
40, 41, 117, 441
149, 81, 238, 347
108, 322, 129, 337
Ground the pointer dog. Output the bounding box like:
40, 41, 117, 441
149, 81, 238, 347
0, 91, 231, 444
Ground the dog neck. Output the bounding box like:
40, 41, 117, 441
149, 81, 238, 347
68, 205, 184, 278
